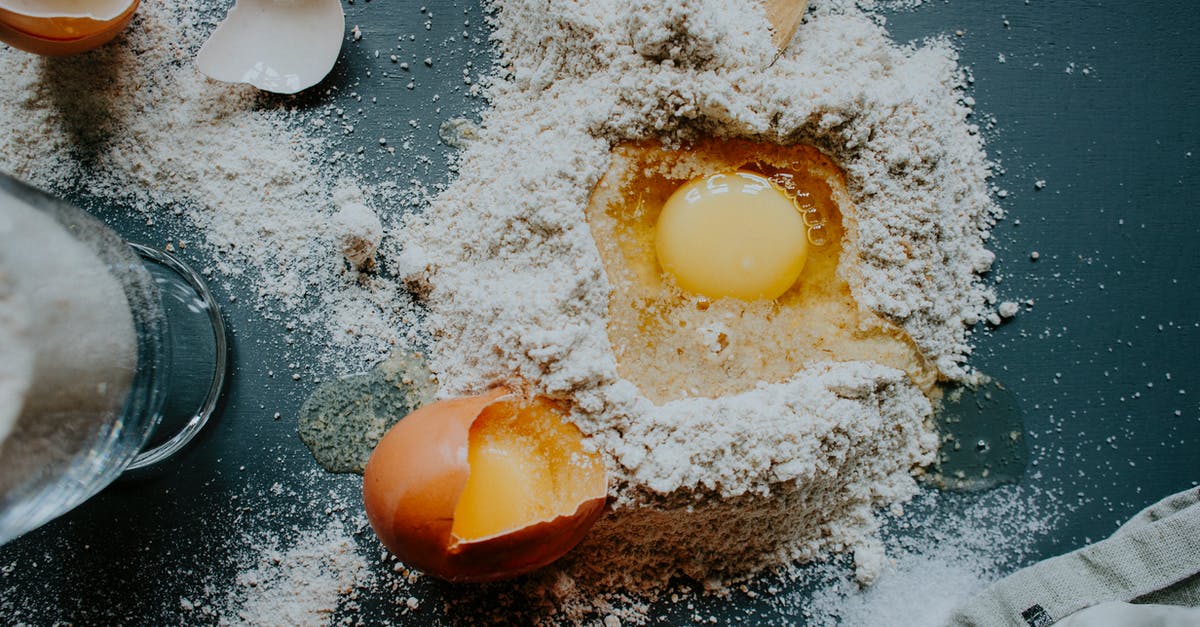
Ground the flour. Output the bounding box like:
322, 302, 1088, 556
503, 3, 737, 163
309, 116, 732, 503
0, 3, 418, 374
0, 0, 1012, 621
0, 183, 138, 518
795, 486, 1060, 626
0, 266, 31, 450
396, 0, 1000, 585
329, 183, 383, 272
216, 519, 369, 627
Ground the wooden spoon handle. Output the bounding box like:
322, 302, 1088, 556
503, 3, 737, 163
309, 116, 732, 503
764, 0, 809, 52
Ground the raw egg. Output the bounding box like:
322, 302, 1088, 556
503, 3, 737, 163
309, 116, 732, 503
195, 0, 344, 95
362, 388, 608, 582
655, 170, 809, 301
586, 139, 937, 404
0, 0, 139, 56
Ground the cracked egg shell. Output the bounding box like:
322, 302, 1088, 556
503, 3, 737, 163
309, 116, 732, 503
0, 0, 139, 56
362, 388, 608, 583
195, 0, 344, 95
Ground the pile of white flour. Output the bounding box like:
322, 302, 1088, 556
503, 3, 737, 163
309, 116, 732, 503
0, 0, 1010, 618
395, 0, 1001, 584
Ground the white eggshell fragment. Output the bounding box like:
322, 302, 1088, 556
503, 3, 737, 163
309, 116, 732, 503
196, 0, 345, 95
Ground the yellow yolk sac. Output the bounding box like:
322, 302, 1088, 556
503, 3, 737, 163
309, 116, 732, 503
655, 170, 809, 300
361, 389, 608, 582
451, 397, 604, 541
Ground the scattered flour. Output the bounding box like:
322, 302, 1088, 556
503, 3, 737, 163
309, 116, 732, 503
854, 0, 930, 12
0, 2, 419, 374
329, 184, 383, 272
796, 487, 1060, 626
0, 0, 1023, 623
216, 519, 369, 627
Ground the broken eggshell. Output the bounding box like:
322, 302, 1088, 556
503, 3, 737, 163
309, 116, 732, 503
362, 388, 609, 583
196, 0, 344, 95
0, 0, 139, 56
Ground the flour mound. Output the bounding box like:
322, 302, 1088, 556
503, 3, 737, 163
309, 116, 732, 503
398, 0, 1001, 586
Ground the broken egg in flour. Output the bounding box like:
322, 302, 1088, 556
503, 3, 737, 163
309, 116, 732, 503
0, 0, 139, 56
196, 0, 344, 95
586, 139, 937, 404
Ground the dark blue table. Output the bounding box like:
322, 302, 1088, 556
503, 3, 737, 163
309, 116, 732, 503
1, 1, 1196, 623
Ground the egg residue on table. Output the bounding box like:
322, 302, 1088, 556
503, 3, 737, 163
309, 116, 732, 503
299, 351, 437, 474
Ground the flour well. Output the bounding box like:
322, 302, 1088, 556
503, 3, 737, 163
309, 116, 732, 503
0, 0, 1013, 621
396, 0, 1001, 585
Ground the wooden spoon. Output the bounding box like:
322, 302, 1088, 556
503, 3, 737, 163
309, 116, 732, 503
764, 0, 809, 54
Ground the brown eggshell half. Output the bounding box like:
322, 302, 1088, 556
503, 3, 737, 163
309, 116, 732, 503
363, 388, 507, 579
0, 0, 138, 56
362, 388, 608, 583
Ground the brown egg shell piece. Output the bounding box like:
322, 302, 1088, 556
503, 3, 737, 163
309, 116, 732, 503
363, 387, 509, 579
0, 0, 139, 56
362, 387, 609, 583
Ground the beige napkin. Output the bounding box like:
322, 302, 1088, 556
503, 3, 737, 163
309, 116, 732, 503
948, 487, 1200, 627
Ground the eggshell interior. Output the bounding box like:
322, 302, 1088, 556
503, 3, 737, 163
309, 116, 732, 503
195, 0, 345, 95
450, 396, 608, 542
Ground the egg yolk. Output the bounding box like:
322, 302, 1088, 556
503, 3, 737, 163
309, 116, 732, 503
450, 398, 605, 542
655, 170, 809, 300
